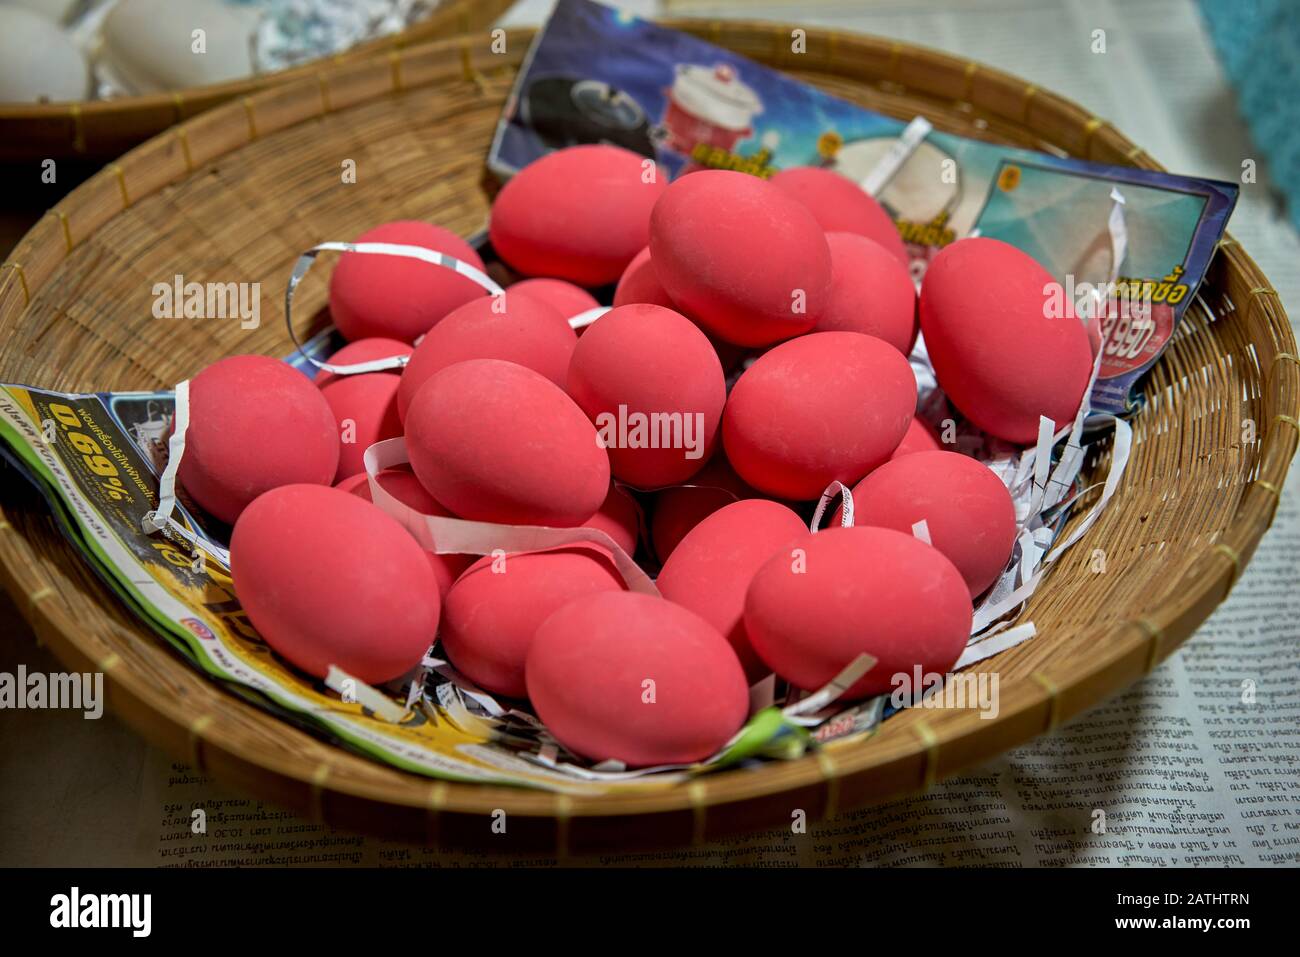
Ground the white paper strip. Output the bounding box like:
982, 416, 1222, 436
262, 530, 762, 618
809, 479, 854, 531
283, 240, 503, 375
362, 437, 660, 596
1032, 415, 1055, 500
568, 306, 610, 330
1045, 415, 1132, 561
141, 377, 188, 535
860, 116, 933, 196
421, 655, 510, 718
324, 665, 408, 723
138, 379, 232, 566
1107, 187, 1129, 285
782, 652, 876, 723
955, 622, 1038, 669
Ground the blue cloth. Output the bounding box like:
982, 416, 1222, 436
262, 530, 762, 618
1198, 0, 1300, 230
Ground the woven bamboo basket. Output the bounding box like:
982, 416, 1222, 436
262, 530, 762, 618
0, 20, 1296, 855
0, 0, 513, 162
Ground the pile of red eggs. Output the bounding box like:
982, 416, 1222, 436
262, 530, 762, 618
179, 144, 1094, 768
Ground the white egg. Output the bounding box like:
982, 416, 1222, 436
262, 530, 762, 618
99, 0, 257, 94
0, 7, 89, 102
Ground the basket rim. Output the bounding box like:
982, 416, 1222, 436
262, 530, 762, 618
0, 0, 515, 162
1, 19, 1296, 847
0, 0, 491, 115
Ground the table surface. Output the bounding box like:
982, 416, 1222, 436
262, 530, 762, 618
1, 0, 1297, 866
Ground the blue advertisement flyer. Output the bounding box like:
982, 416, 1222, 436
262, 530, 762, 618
489, 0, 1238, 416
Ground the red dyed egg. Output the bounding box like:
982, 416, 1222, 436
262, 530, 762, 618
920, 238, 1092, 443
509, 277, 600, 322
745, 526, 972, 699
649, 170, 830, 347
442, 545, 624, 698
583, 483, 640, 556
321, 372, 402, 481
490, 145, 666, 285
396, 291, 576, 421
328, 220, 488, 342
722, 332, 916, 499
313, 337, 411, 388
179, 355, 338, 525
657, 499, 808, 681
614, 246, 748, 371
567, 303, 725, 488
650, 453, 752, 561
769, 166, 908, 265
333, 472, 369, 496
342, 467, 472, 598
891, 416, 943, 459
405, 358, 609, 526
612, 246, 676, 309
848, 451, 1016, 596
526, 591, 749, 766
818, 232, 917, 355
231, 484, 439, 683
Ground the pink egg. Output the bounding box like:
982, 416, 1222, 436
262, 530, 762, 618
847, 451, 1016, 596
657, 499, 808, 681
745, 526, 972, 699
231, 484, 439, 683
723, 332, 916, 499
342, 467, 473, 598
567, 303, 725, 488
614, 245, 750, 372
333, 472, 369, 495
583, 483, 640, 556
818, 232, 917, 355
405, 358, 609, 526
526, 591, 749, 766
328, 221, 488, 342
313, 337, 411, 388
509, 277, 601, 322
179, 355, 338, 525
490, 145, 666, 285
396, 291, 576, 421
891, 416, 944, 459
442, 545, 625, 698
650, 453, 752, 561
920, 238, 1092, 443
612, 246, 676, 309
769, 166, 908, 265
649, 169, 830, 346
321, 372, 402, 481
